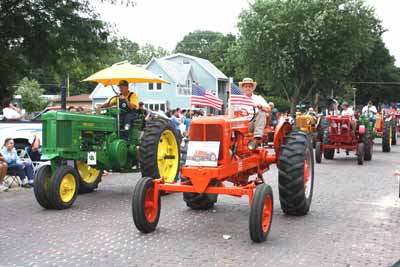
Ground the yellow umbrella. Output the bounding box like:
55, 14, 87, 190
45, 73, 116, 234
82, 61, 168, 85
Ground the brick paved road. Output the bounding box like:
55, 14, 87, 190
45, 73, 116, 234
0, 140, 399, 267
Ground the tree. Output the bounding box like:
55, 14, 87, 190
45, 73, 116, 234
0, 0, 113, 104
175, 30, 223, 59
348, 39, 400, 105
238, 0, 383, 112
15, 78, 48, 113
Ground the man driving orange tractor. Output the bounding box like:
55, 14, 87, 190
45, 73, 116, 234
238, 78, 271, 143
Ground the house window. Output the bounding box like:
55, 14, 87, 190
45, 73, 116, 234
177, 84, 191, 96
144, 102, 166, 112
148, 75, 163, 91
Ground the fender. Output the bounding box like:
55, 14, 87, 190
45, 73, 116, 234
273, 121, 292, 154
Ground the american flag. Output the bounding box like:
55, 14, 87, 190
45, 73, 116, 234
229, 83, 255, 106
191, 84, 223, 110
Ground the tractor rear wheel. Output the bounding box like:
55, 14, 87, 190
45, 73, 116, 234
140, 118, 180, 183
316, 117, 328, 142
363, 129, 373, 161
391, 119, 397, 145
183, 180, 219, 210
322, 129, 334, 160
132, 177, 160, 233
357, 143, 365, 165
278, 131, 314, 215
75, 160, 102, 194
33, 165, 53, 209
382, 121, 391, 152
315, 141, 322, 163
49, 165, 79, 210
249, 183, 273, 243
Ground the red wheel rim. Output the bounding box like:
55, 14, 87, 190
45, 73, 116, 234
144, 187, 158, 223
262, 195, 273, 232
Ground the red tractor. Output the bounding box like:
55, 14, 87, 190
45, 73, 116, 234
131, 111, 314, 243
315, 115, 372, 165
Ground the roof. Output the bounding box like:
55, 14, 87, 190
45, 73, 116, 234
54, 94, 91, 102
148, 59, 192, 85
160, 53, 228, 80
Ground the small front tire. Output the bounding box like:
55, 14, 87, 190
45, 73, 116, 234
49, 165, 79, 210
132, 177, 161, 233
249, 184, 273, 243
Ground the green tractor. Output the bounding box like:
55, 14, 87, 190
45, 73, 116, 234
33, 62, 181, 210
34, 107, 180, 210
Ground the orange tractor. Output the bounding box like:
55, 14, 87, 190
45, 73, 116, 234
131, 111, 315, 242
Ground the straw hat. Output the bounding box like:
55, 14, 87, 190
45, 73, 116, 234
239, 77, 257, 88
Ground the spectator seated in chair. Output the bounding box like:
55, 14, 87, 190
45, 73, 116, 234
0, 152, 8, 192
1, 138, 34, 188
26, 134, 42, 162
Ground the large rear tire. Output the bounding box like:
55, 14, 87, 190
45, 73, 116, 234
75, 160, 102, 194
140, 119, 180, 183
249, 184, 273, 243
33, 165, 53, 209
382, 121, 391, 152
132, 177, 160, 233
278, 131, 314, 215
183, 181, 219, 210
315, 141, 322, 163
391, 118, 397, 145
357, 143, 364, 165
363, 128, 373, 161
49, 165, 79, 210
322, 129, 334, 160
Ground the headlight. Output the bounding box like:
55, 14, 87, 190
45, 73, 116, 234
248, 141, 257, 151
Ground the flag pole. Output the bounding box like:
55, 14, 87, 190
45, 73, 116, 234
228, 77, 234, 119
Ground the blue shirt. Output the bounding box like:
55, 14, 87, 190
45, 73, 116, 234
171, 116, 180, 132
0, 147, 20, 164
184, 117, 190, 132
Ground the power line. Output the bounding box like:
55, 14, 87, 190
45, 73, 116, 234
350, 81, 400, 85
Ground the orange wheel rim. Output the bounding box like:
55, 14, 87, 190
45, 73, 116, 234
262, 195, 273, 232
144, 187, 158, 223
304, 156, 312, 198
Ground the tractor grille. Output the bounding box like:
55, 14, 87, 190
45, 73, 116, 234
56, 121, 72, 147
296, 116, 309, 129
190, 124, 224, 160
42, 121, 48, 147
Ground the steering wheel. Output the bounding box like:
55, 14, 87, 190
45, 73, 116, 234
238, 107, 256, 122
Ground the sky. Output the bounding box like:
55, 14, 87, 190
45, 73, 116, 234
94, 0, 399, 66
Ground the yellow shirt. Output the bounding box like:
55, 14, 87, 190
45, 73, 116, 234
108, 92, 138, 109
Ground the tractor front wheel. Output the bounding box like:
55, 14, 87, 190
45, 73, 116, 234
278, 131, 314, 215
357, 143, 365, 165
33, 165, 53, 209
75, 160, 102, 194
315, 141, 322, 163
49, 165, 79, 210
249, 183, 273, 243
132, 177, 160, 233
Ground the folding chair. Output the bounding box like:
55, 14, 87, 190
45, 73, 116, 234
4, 167, 22, 187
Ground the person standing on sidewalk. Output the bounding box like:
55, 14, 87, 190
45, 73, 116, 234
1, 138, 34, 188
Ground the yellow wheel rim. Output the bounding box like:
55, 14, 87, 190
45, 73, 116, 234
157, 130, 179, 183
59, 173, 76, 203
76, 161, 100, 184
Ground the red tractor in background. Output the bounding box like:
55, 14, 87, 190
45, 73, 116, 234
315, 115, 372, 165
131, 111, 315, 243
